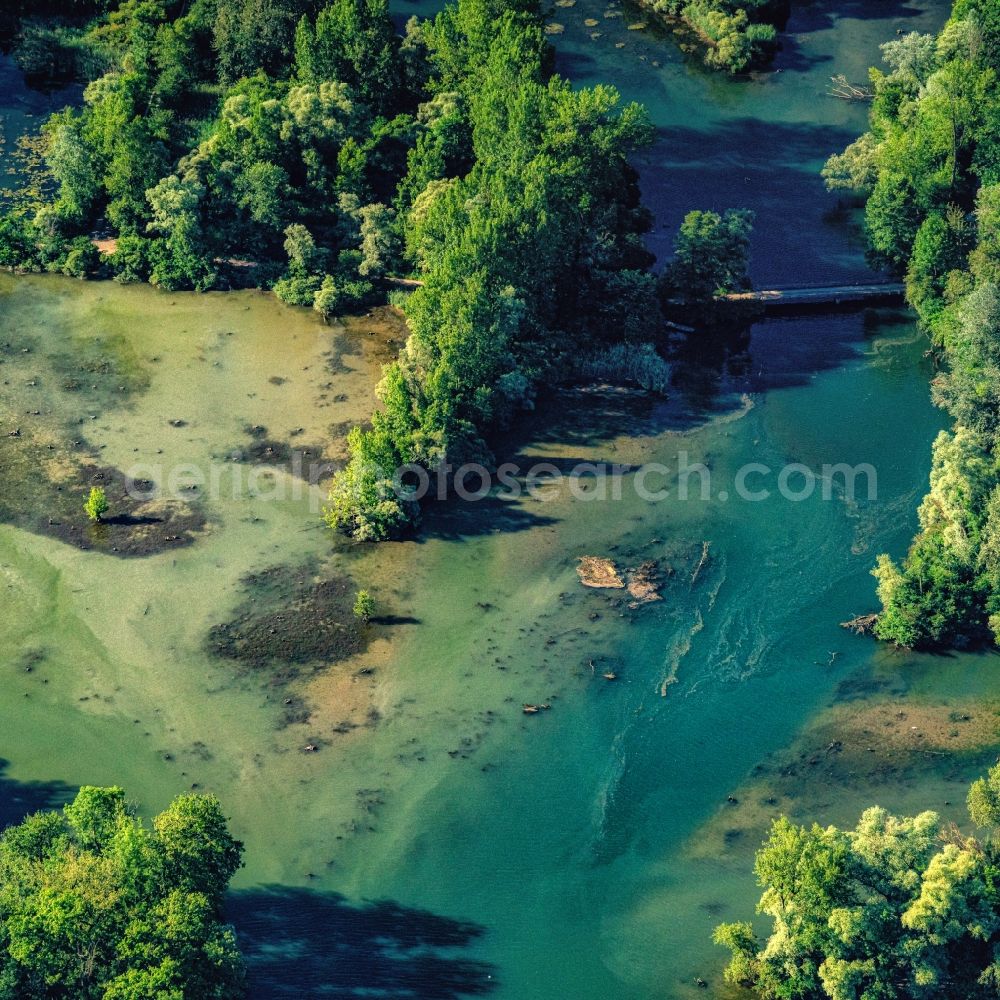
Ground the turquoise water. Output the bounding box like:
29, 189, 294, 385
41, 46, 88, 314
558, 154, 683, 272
6, 3, 998, 999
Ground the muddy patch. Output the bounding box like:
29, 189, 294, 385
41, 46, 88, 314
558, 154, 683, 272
46, 334, 150, 401
0, 323, 204, 556
0, 431, 206, 556
206, 562, 368, 679
340, 305, 408, 357
222, 426, 336, 483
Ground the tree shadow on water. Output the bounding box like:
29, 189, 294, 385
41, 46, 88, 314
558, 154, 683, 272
228, 887, 498, 999
418, 493, 559, 542
0, 759, 74, 830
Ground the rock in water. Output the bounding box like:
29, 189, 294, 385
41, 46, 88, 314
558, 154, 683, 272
577, 556, 625, 589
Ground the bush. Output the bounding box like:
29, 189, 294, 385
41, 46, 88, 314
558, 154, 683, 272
109, 235, 152, 283
0, 216, 40, 270
353, 589, 376, 620
84, 485, 108, 522
274, 272, 322, 306
13, 19, 81, 85
324, 424, 419, 541
61, 235, 101, 278
313, 275, 376, 322
573, 343, 672, 394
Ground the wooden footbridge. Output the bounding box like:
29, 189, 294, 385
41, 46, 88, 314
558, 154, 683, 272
722, 282, 906, 315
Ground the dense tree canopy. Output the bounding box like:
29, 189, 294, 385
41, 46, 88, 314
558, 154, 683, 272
826, 1, 1000, 648
0, 0, 761, 541
659, 208, 754, 302
322, 0, 666, 539
0, 786, 245, 999
716, 764, 1000, 999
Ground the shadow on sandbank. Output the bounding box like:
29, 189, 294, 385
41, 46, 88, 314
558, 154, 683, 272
101, 513, 164, 527
228, 886, 498, 999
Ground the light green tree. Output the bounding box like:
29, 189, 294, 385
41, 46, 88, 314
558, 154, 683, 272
353, 589, 376, 621
84, 486, 109, 523
715, 775, 1000, 998
0, 786, 245, 998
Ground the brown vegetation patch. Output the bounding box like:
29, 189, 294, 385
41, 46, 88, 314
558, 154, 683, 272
206, 563, 368, 678
0, 429, 206, 556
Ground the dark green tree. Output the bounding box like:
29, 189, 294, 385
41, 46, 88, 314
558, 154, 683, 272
659, 208, 754, 304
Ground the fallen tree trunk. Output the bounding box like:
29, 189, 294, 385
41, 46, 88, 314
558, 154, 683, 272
840, 613, 879, 635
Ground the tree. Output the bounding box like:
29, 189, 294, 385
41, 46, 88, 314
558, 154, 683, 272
905, 207, 973, 327
358, 202, 400, 278
880, 31, 937, 83
214, 0, 305, 84
145, 174, 216, 290
827, 0, 1000, 649
716, 773, 1000, 999
85, 485, 108, 522
871, 428, 993, 648
323, 422, 418, 540
43, 110, 102, 225
274, 223, 324, 306
313, 273, 375, 320
295, 0, 401, 116
353, 589, 375, 620
0, 786, 245, 999
659, 209, 754, 304
822, 133, 879, 195
969, 762, 1000, 828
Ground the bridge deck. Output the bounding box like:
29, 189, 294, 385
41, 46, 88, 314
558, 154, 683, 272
722, 283, 906, 313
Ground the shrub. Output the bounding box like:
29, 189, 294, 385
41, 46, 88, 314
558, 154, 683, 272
84, 486, 108, 522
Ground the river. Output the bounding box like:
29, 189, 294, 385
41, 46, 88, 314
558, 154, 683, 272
3, 2, 994, 998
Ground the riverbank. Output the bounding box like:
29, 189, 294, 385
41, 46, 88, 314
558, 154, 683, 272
0, 2, 968, 998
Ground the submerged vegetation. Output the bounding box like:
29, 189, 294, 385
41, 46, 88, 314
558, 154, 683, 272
716, 763, 1000, 999
826, 1, 1000, 649
206, 563, 369, 676
0, 785, 245, 999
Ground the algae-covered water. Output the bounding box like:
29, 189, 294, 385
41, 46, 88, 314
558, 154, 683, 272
5, 2, 997, 998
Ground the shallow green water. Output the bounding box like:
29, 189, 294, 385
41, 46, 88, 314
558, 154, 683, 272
6, 3, 999, 999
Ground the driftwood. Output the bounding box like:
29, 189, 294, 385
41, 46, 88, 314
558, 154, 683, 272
691, 541, 710, 586
840, 613, 879, 635
828, 75, 873, 101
